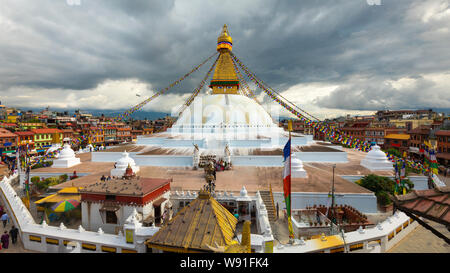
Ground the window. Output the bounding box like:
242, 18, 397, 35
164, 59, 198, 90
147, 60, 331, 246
106, 211, 117, 224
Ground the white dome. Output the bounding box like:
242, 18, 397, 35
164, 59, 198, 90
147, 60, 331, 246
361, 145, 394, 171
171, 94, 282, 131
365, 145, 388, 160
291, 154, 307, 178
59, 144, 76, 159
291, 156, 304, 169
116, 151, 137, 169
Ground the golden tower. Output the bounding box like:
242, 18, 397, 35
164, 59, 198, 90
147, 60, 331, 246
210, 24, 240, 95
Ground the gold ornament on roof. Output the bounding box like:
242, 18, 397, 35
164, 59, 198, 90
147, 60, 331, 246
217, 24, 233, 44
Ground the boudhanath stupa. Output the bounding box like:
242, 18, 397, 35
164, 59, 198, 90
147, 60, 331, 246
92, 25, 333, 167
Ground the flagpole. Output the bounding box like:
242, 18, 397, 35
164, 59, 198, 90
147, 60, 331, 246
288, 120, 294, 243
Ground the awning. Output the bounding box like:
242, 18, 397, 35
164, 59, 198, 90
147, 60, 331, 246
99, 203, 120, 212
153, 198, 167, 207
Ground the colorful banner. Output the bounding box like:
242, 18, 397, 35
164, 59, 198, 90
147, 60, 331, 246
114, 52, 218, 121
231, 52, 372, 153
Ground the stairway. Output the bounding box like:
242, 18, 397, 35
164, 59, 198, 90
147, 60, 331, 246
259, 190, 277, 223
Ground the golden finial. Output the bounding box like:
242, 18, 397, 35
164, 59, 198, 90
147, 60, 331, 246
217, 24, 233, 51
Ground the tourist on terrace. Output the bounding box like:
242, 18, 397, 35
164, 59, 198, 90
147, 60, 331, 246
1, 231, 9, 249
9, 226, 18, 245
100, 175, 106, 181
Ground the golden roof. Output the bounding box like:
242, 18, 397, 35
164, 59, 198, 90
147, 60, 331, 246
35, 187, 83, 205
384, 134, 410, 140
146, 190, 238, 253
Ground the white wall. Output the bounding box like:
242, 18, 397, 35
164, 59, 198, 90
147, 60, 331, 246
0, 173, 158, 253
275, 211, 418, 253
294, 152, 348, 163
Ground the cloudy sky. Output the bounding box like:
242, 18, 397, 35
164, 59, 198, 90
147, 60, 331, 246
1, 0, 449, 119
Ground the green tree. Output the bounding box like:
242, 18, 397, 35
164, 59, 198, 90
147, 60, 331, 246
357, 174, 413, 206
59, 174, 68, 183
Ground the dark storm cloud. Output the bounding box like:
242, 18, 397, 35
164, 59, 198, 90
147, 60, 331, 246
0, 0, 449, 111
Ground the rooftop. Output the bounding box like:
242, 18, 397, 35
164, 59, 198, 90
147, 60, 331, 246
146, 190, 238, 253
392, 186, 450, 226
0, 128, 17, 137
31, 128, 62, 134
384, 134, 410, 140
46, 148, 391, 195
80, 177, 171, 197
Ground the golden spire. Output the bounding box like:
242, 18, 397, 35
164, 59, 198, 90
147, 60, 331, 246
217, 24, 233, 50
210, 25, 239, 95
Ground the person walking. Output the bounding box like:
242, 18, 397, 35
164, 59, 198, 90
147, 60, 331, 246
1, 231, 9, 249
9, 226, 18, 245
1, 213, 9, 228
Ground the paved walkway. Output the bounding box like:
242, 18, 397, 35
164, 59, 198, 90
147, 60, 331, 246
0, 198, 37, 253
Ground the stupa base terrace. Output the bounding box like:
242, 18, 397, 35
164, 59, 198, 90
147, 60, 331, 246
90, 137, 349, 167
29, 147, 403, 213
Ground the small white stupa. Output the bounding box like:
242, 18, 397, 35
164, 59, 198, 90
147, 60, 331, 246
360, 145, 394, 171
52, 143, 81, 168
291, 154, 307, 178
111, 150, 140, 177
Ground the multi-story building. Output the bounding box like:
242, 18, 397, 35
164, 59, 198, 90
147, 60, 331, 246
18, 122, 46, 130
384, 133, 410, 155
436, 130, 450, 166
88, 127, 104, 145
143, 128, 153, 135
390, 118, 434, 131
0, 128, 18, 157
104, 126, 117, 146
14, 131, 35, 150
61, 128, 75, 141
376, 109, 435, 121
116, 127, 132, 143
31, 128, 63, 149
0, 123, 18, 131
408, 125, 432, 149
131, 130, 143, 141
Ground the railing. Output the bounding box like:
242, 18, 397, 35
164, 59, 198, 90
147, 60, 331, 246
0, 173, 157, 253
269, 184, 276, 220
274, 210, 418, 253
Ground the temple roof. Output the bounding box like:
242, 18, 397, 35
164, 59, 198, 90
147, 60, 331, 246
80, 177, 171, 197
146, 190, 238, 253
392, 186, 450, 226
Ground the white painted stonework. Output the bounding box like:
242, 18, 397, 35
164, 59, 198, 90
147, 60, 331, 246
110, 151, 140, 177
52, 144, 81, 168
291, 154, 307, 178
360, 145, 393, 171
